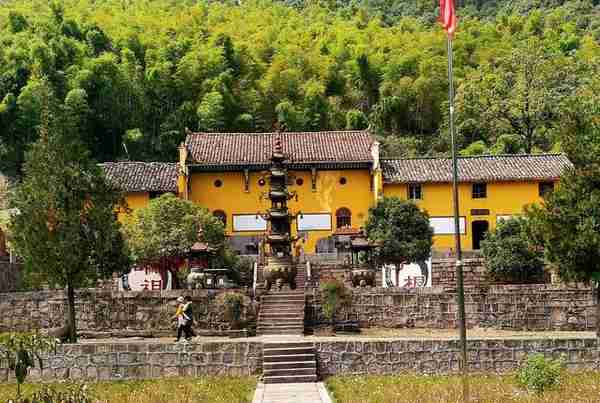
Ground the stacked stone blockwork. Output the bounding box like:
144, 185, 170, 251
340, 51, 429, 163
1, 339, 598, 382
0, 289, 257, 336
0, 342, 262, 383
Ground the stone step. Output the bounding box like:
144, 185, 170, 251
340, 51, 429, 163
259, 320, 304, 329
263, 342, 314, 349
263, 374, 318, 384
262, 294, 305, 298
259, 311, 304, 317
256, 323, 304, 332
263, 353, 314, 363
260, 295, 305, 304
263, 360, 316, 370
260, 304, 305, 315
258, 320, 303, 326
264, 347, 314, 356
259, 318, 304, 324
257, 329, 304, 336
263, 368, 316, 377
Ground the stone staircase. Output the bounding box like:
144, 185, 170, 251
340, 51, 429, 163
262, 341, 318, 384
257, 290, 305, 335
257, 268, 307, 336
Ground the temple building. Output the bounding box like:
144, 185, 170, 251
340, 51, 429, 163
102, 130, 572, 255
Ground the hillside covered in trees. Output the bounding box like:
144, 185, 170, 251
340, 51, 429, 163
0, 0, 599, 176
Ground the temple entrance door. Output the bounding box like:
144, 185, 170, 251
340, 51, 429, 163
472, 220, 489, 250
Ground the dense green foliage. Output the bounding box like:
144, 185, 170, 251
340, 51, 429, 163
218, 292, 245, 329
0, 0, 598, 176
121, 193, 244, 286
481, 217, 544, 283
122, 193, 225, 264
526, 167, 600, 284
365, 197, 433, 265
517, 354, 565, 394
8, 98, 129, 342
319, 278, 349, 322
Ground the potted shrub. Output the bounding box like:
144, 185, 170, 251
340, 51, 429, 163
218, 292, 247, 337
317, 279, 349, 336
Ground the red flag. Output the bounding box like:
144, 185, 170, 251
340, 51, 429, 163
439, 0, 458, 36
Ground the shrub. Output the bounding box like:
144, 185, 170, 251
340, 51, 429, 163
481, 217, 544, 283
320, 279, 349, 323
219, 292, 245, 329
517, 353, 565, 394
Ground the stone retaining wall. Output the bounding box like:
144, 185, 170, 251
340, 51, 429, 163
306, 284, 596, 331
431, 258, 490, 288
0, 341, 262, 383
430, 258, 547, 288
1, 338, 598, 382
315, 338, 600, 376
1, 284, 595, 335
0, 289, 257, 336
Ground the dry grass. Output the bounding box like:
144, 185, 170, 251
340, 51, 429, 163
0, 377, 257, 403
315, 328, 596, 340
326, 373, 600, 403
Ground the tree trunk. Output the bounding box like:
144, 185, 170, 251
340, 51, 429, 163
66, 282, 77, 343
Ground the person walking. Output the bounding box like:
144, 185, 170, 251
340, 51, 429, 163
181, 295, 196, 340
173, 296, 185, 342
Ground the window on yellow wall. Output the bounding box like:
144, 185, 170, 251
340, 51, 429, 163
407, 184, 422, 200
539, 182, 554, 197
149, 191, 171, 199
336, 207, 352, 229
213, 210, 227, 227
472, 183, 487, 199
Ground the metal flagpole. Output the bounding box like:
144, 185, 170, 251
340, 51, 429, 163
447, 34, 468, 384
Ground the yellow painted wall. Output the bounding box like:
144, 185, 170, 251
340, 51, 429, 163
383, 180, 552, 251
117, 192, 150, 222
188, 169, 374, 253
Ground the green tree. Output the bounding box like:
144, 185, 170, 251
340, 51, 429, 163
526, 166, 600, 336
9, 101, 129, 343
455, 39, 578, 153
197, 91, 226, 132
122, 193, 227, 285
365, 196, 433, 265
481, 217, 544, 283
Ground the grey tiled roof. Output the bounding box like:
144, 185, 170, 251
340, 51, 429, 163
185, 131, 374, 166
100, 162, 178, 192
382, 154, 573, 184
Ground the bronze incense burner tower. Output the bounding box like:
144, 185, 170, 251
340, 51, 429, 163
260, 135, 298, 291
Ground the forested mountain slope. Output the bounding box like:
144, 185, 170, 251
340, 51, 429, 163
0, 0, 598, 176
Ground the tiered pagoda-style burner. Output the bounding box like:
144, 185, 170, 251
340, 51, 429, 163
260, 135, 298, 291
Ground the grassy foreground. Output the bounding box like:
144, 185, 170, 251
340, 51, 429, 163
326, 373, 600, 403
0, 377, 257, 403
